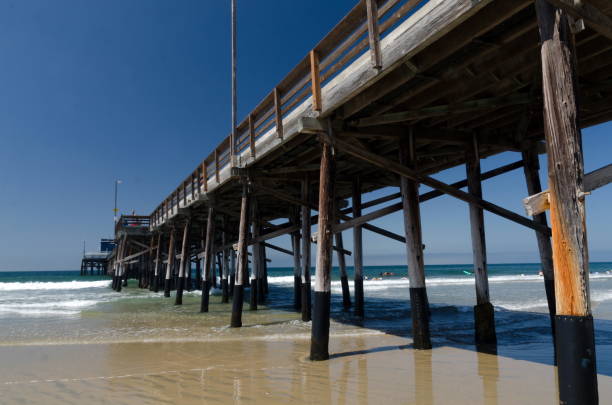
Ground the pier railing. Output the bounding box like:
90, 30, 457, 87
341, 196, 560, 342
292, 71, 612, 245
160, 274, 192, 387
150, 0, 429, 227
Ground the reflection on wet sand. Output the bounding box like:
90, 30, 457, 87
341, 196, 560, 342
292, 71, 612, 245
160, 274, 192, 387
0, 333, 610, 404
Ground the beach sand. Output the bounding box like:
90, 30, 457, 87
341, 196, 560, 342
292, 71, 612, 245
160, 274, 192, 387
1, 332, 611, 404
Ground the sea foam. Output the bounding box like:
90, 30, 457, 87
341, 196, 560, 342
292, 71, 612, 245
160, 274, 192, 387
0, 280, 111, 292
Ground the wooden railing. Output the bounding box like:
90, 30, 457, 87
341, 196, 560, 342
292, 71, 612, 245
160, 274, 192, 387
150, 0, 429, 227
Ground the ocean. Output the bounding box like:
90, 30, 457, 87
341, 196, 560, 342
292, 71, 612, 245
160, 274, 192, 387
1, 263, 612, 404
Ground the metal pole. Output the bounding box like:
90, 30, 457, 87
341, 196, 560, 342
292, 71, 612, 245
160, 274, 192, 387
231, 0, 237, 167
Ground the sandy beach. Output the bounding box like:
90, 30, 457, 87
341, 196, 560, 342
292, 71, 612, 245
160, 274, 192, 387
1, 333, 611, 404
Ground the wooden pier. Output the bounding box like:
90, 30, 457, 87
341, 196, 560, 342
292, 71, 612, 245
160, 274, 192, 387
107, 1, 612, 403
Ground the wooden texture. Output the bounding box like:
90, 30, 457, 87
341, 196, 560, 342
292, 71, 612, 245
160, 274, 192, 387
178, 221, 190, 278
538, 2, 591, 317
310, 50, 322, 112
165, 230, 175, 281
301, 179, 312, 285
330, 136, 551, 235
546, 0, 612, 41
203, 208, 215, 282
466, 137, 490, 305
399, 135, 426, 289
314, 141, 335, 293
235, 183, 250, 287
365, 0, 382, 69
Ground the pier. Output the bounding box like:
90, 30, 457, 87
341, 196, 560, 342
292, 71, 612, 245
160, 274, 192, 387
107, 1, 612, 403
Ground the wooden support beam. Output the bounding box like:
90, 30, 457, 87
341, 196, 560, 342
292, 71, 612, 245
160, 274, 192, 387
522, 144, 556, 332
351, 94, 532, 127
365, 0, 382, 69
335, 229, 351, 311
330, 135, 551, 235
353, 176, 365, 318
221, 215, 230, 303
466, 136, 496, 344
152, 233, 162, 292
523, 164, 612, 215
175, 220, 190, 305
301, 177, 312, 322
310, 50, 322, 112
399, 134, 431, 350
231, 182, 250, 327
200, 207, 215, 312
310, 138, 334, 361
164, 229, 175, 297
250, 199, 260, 310
291, 214, 302, 312
546, 0, 612, 41
536, 1, 598, 402
249, 114, 256, 158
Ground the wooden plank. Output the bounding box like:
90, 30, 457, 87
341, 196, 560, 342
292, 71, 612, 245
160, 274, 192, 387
523, 164, 611, 215
249, 114, 256, 158
351, 94, 532, 127
310, 50, 322, 112
274, 87, 284, 139
365, 0, 382, 69
330, 136, 551, 235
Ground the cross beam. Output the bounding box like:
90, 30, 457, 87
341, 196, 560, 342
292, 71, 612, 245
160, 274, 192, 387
330, 136, 551, 236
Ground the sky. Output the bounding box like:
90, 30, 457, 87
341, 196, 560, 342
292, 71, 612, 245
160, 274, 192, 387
0, 0, 610, 271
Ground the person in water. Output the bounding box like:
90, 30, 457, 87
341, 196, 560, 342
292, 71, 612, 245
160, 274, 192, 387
379, 271, 396, 277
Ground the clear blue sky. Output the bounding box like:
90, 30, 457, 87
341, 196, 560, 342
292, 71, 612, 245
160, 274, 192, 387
0, 0, 610, 270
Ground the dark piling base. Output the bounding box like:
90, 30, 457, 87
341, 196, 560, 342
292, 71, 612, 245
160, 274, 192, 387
257, 278, 265, 305
230, 285, 244, 327
340, 275, 351, 311
474, 302, 497, 345
164, 278, 171, 297
310, 291, 331, 361
122, 277, 128, 287
294, 276, 302, 312
354, 277, 364, 317
175, 277, 184, 305
229, 275, 235, 296
152, 276, 158, 292
200, 280, 211, 312
116, 279, 122, 292
112, 276, 117, 290
409, 287, 432, 350
221, 278, 229, 303
556, 315, 598, 405
301, 281, 312, 322
250, 279, 258, 310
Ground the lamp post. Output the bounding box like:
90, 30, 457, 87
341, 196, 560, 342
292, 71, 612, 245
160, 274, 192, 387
114, 180, 122, 233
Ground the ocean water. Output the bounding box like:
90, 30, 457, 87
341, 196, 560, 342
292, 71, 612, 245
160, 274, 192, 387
1, 263, 612, 374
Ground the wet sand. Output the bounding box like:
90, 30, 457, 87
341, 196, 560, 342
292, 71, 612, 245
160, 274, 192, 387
1, 333, 611, 404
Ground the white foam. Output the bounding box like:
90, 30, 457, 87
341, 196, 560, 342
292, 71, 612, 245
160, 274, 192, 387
0, 280, 111, 292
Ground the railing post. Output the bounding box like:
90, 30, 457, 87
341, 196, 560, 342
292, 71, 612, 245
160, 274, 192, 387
365, 0, 382, 69
215, 149, 220, 183
202, 161, 208, 192
310, 50, 322, 112
249, 114, 256, 158
274, 87, 284, 139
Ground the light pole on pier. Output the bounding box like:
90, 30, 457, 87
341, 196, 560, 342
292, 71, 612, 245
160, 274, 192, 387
113, 180, 123, 235
230, 0, 237, 167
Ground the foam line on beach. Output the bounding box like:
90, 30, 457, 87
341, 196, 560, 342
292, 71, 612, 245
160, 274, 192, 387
0, 280, 111, 291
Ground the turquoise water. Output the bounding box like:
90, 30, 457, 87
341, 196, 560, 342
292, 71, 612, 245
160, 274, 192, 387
2, 263, 612, 376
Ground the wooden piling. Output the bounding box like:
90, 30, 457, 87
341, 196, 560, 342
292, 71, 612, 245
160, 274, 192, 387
250, 199, 259, 310
300, 177, 312, 322
257, 242, 266, 305
221, 216, 230, 303
175, 220, 190, 305
200, 207, 215, 312
291, 220, 302, 311
335, 230, 351, 311
310, 138, 335, 361
536, 1, 597, 402
164, 229, 175, 297
231, 181, 250, 327
466, 136, 496, 345
229, 249, 236, 296
352, 176, 364, 318
522, 144, 556, 334
399, 134, 431, 350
